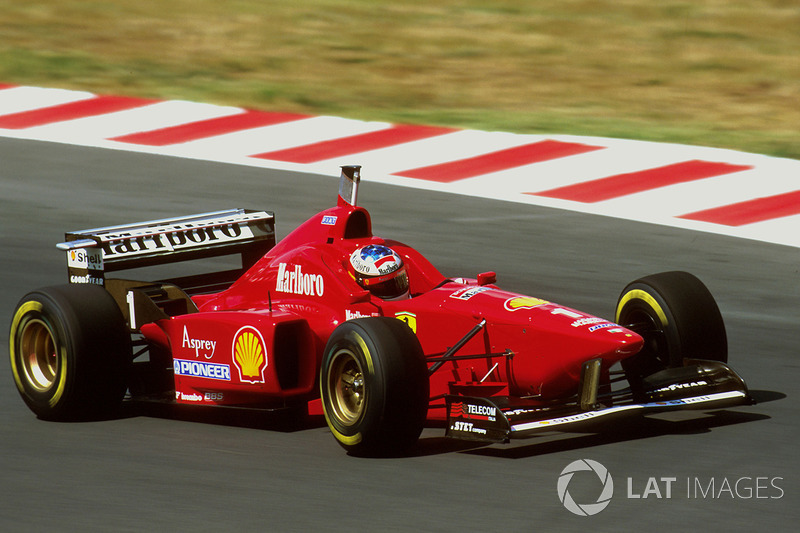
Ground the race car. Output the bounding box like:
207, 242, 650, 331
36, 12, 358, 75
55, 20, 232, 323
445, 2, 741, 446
8, 165, 751, 456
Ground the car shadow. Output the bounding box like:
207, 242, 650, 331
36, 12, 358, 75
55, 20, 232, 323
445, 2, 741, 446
80, 389, 782, 458
457, 409, 771, 460
119, 400, 329, 433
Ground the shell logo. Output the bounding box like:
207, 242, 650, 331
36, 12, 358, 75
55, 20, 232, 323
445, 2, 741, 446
232, 326, 268, 384
504, 296, 549, 312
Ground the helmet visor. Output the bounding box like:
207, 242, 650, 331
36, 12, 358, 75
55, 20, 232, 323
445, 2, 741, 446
361, 267, 409, 299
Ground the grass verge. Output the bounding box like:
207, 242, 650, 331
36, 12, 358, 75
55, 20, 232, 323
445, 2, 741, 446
0, 0, 797, 158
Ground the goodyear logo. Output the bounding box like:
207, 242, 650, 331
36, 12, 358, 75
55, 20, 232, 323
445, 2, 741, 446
232, 326, 268, 384
504, 296, 549, 311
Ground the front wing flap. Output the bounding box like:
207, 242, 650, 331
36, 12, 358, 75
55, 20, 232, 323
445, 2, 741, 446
445, 360, 751, 444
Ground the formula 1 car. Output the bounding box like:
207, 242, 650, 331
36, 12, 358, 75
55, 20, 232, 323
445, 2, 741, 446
9, 166, 751, 456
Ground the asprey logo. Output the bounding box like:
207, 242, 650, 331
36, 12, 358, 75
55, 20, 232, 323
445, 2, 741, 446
557, 459, 614, 516
182, 325, 216, 359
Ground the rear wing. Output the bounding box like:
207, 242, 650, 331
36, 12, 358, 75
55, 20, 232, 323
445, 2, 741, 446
56, 209, 275, 291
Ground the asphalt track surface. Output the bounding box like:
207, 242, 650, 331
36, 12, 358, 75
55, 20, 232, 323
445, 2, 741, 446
1, 137, 797, 531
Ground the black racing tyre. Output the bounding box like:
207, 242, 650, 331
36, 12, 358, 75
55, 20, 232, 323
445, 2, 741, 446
9, 284, 131, 420
615, 271, 727, 389
320, 317, 429, 457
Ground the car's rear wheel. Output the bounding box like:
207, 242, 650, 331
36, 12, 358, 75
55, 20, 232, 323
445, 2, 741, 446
615, 271, 727, 394
9, 284, 131, 420
320, 317, 429, 456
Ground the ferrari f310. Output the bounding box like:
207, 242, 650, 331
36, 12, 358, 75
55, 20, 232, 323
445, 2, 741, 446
9, 166, 750, 455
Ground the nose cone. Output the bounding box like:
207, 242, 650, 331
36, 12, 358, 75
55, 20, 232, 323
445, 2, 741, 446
503, 313, 645, 399
559, 323, 644, 371
602, 326, 644, 359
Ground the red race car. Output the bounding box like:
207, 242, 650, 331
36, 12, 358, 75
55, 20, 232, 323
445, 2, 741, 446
9, 166, 750, 455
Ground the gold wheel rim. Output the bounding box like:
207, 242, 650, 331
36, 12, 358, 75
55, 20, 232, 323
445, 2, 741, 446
19, 319, 59, 391
327, 348, 365, 426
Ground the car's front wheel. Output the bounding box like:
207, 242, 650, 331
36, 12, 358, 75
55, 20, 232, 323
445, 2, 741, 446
615, 271, 727, 393
320, 317, 429, 456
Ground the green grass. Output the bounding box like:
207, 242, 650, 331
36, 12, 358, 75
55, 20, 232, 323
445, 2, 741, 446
1, 0, 797, 158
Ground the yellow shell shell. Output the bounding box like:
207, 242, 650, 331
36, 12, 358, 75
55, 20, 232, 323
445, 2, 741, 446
504, 296, 548, 311
234, 328, 265, 381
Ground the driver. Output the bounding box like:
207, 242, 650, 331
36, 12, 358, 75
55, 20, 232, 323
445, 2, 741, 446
349, 244, 409, 300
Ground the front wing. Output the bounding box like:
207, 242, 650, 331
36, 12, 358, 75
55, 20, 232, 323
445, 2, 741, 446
445, 360, 751, 443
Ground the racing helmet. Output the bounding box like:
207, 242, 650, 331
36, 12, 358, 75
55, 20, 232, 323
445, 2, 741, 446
349, 244, 409, 300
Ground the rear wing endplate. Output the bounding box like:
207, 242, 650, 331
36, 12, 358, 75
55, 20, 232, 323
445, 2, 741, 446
56, 209, 275, 287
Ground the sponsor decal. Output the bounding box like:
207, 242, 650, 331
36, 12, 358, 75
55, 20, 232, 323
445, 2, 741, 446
449, 402, 491, 435
505, 407, 541, 417
321, 215, 338, 225
450, 286, 492, 300
504, 296, 548, 311
98, 213, 268, 259
588, 323, 615, 332
177, 392, 204, 402
345, 309, 379, 320
67, 248, 103, 271
451, 420, 486, 434
176, 391, 223, 402
69, 274, 103, 285
174, 359, 231, 381
275, 263, 324, 296
232, 326, 268, 384
448, 399, 509, 441
467, 403, 496, 420
451, 401, 497, 422
571, 317, 606, 328
655, 380, 708, 393
394, 312, 417, 334
181, 325, 216, 359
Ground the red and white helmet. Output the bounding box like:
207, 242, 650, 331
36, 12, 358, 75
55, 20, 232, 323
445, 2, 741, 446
349, 244, 409, 300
